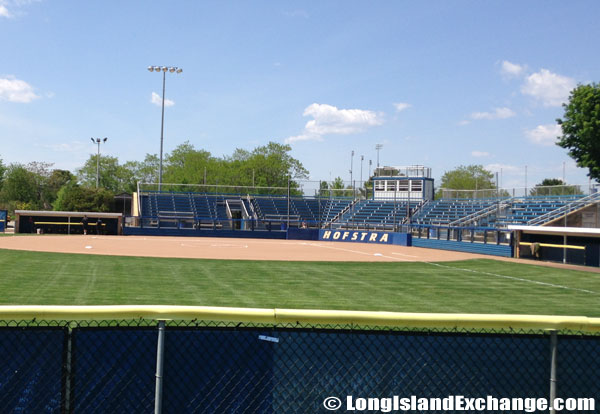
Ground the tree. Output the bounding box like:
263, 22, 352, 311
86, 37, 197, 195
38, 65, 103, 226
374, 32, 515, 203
163, 142, 217, 188
437, 165, 496, 198
53, 183, 115, 212
161, 141, 309, 195
557, 83, 600, 181
77, 155, 135, 193
530, 178, 582, 196
0, 164, 40, 210
123, 154, 159, 191
0, 158, 6, 191
329, 177, 354, 197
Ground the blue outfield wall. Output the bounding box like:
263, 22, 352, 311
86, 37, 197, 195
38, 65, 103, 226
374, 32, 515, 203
319, 229, 411, 246
286, 228, 320, 241
411, 238, 513, 257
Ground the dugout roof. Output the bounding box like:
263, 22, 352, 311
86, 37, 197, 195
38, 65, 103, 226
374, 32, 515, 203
508, 225, 600, 238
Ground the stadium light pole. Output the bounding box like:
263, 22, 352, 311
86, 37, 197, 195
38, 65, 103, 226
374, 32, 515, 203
147, 65, 183, 191
90, 137, 108, 188
350, 150, 355, 187
375, 143, 383, 169
360, 155, 365, 186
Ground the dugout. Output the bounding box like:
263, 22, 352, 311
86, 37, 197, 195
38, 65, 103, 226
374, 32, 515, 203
509, 225, 600, 267
15, 210, 123, 235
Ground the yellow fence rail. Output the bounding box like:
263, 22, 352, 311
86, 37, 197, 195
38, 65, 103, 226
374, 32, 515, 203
519, 241, 585, 250
0, 305, 599, 333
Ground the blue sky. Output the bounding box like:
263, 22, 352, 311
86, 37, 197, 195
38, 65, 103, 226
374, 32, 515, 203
1, 1, 599, 191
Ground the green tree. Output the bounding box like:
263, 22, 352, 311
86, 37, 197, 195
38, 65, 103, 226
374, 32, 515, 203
123, 154, 159, 191
162, 142, 216, 188
0, 164, 40, 210
437, 165, 496, 198
530, 178, 583, 196
162, 141, 309, 195
0, 158, 6, 191
557, 83, 600, 181
46, 169, 75, 199
54, 183, 115, 212
25, 161, 59, 209
329, 177, 354, 197
77, 155, 134, 193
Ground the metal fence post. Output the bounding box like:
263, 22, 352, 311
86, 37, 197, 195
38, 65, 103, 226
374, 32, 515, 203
549, 330, 558, 414
62, 325, 73, 414
155, 320, 166, 414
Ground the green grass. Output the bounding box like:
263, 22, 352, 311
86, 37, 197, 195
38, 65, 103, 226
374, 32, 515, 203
0, 249, 599, 316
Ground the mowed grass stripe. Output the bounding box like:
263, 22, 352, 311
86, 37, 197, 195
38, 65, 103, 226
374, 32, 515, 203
0, 249, 598, 316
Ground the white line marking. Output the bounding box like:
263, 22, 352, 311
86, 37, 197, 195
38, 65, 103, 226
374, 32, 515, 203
392, 252, 420, 258
211, 244, 248, 248
305, 242, 412, 261
84, 246, 92, 249
425, 262, 598, 295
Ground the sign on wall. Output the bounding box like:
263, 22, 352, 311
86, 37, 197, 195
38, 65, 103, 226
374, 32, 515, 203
318, 229, 411, 245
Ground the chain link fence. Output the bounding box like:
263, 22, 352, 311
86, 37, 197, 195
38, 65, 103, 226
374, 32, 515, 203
0, 316, 598, 413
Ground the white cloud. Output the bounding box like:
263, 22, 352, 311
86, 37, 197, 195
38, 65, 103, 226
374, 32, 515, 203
151, 91, 174, 107
0, 0, 40, 18
500, 61, 525, 78
525, 124, 561, 146
0, 76, 39, 103
521, 69, 575, 107
485, 163, 521, 173
0, 4, 11, 17
457, 120, 470, 126
285, 103, 384, 144
471, 151, 490, 157
470, 107, 515, 120
393, 102, 411, 112
42, 141, 87, 153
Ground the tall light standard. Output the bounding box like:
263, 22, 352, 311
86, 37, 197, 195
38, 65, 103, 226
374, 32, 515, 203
375, 143, 383, 169
350, 150, 355, 187
90, 137, 108, 188
360, 155, 364, 186
147, 65, 183, 191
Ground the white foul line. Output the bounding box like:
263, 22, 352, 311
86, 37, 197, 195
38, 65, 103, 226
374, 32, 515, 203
425, 261, 598, 295
307, 242, 597, 294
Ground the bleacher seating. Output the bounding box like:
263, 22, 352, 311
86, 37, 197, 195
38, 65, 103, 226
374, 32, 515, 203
497, 195, 583, 226
336, 200, 420, 228
138, 192, 587, 230
413, 199, 500, 226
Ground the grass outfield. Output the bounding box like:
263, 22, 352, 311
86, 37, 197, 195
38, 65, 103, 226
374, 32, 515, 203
0, 249, 598, 316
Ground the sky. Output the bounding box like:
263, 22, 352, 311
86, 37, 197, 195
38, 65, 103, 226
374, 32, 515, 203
1, 1, 600, 192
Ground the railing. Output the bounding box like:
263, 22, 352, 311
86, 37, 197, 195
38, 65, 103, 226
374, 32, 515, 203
410, 224, 512, 246
449, 198, 511, 227
528, 191, 600, 225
